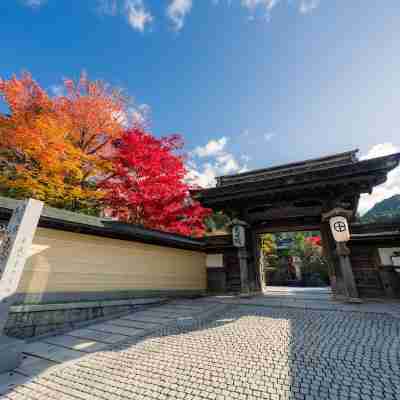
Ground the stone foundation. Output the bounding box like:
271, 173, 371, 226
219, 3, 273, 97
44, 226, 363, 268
5, 298, 166, 339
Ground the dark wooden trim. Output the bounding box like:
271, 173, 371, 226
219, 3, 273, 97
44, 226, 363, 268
196, 153, 400, 207
0, 196, 205, 251
253, 224, 321, 234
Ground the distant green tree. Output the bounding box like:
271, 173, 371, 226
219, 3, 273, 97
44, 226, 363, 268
204, 211, 231, 233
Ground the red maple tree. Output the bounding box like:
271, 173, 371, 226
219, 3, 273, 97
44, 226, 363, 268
101, 128, 211, 236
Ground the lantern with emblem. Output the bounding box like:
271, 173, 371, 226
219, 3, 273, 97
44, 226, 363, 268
329, 216, 350, 242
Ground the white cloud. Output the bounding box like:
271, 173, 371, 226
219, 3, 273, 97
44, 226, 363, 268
360, 143, 398, 161
193, 137, 228, 158
299, 0, 320, 14
166, 0, 192, 31
187, 137, 248, 187
186, 162, 219, 188
125, 0, 153, 32
264, 132, 275, 141
358, 143, 400, 215
23, 0, 47, 8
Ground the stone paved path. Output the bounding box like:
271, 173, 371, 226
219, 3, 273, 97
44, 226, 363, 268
2, 298, 400, 400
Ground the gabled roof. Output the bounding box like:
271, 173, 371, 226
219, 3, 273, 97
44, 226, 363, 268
216, 150, 359, 187
196, 151, 400, 209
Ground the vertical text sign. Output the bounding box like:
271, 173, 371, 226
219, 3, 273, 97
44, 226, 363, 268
232, 225, 246, 248
0, 199, 43, 313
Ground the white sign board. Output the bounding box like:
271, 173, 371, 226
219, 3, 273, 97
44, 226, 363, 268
329, 216, 350, 242
232, 225, 246, 248
0, 199, 43, 331
378, 247, 400, 266
206, 254, 224, 268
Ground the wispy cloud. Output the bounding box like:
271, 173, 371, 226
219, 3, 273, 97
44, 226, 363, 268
241, 0, 280, 11
187, 136, 248, 187
264, 132, 275, 141
125, 0, 153, 32
112, 103, 151, 128
241, 0, 281, 19
299, 0, 320, 14
96, 0, 153, 32
358, 143, 400, 215
166, 0, 192, 31
49, 84, 66, 97
22, 0, 47, 8
240, 0, 320, 19
97, 0, 118, 16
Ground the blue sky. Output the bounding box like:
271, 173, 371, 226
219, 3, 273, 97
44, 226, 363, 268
1, 0, 400, 213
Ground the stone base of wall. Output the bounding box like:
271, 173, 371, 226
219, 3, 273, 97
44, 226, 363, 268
5, 298, 166, 339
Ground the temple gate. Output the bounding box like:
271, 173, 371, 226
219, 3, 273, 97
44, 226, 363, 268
196, 150, 400, 300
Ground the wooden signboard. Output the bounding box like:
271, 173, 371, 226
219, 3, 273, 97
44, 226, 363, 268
0, 199, 43, 332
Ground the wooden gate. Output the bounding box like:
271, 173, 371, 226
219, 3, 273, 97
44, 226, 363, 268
350, 245, 385, 298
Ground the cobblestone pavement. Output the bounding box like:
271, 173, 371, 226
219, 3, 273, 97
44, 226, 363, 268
3, 303, 400, 400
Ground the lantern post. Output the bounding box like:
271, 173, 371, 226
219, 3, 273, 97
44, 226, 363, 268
322, 208, 360, 302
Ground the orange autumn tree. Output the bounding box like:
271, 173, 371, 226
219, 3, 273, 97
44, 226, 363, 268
0, 72, 128, 213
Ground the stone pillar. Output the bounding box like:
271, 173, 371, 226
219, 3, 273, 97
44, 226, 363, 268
0, 199, 43, 373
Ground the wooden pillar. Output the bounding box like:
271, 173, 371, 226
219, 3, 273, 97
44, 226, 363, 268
231, 219, 251, 295
250, 230, 263, 292
238, 247, 250, 294
320, 221, 343, 296
322, 208, 360, 301
336, 242, 359, 299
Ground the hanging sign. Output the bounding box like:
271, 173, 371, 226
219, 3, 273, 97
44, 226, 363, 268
329, 216, 350, 242
232, 225, 246, 248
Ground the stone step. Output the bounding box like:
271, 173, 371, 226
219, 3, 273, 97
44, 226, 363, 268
86, 323, 144, 337
43, 335, 109, 353
23, 342, 84, 364
66, 328, 127, 344
106, 318, 159, 329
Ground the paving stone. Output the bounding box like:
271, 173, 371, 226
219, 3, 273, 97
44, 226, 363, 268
15, 354, 57, 377
0, 372, 31, 396
5, 300, 400, 400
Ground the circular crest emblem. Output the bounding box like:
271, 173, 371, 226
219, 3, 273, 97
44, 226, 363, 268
333, 221, 346, 232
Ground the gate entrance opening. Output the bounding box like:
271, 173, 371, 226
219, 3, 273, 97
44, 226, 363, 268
258, 230, 329, 289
